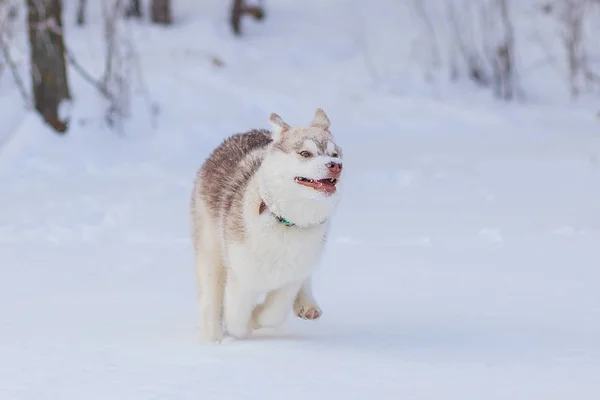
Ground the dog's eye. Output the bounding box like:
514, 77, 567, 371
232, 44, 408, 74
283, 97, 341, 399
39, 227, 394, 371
299, 151, 312, 158
331, 152, 339, 158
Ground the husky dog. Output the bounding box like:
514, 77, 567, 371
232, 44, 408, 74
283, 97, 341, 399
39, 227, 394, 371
190, 108, 343, 342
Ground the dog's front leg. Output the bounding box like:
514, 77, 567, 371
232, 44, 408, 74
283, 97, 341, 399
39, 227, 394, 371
252, 281, 303, 329
293, 277, 322, 320
223, 272, 259, 339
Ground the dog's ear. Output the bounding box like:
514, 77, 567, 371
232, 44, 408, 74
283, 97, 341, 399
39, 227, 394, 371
269, 113, 290, 141
310, 108, 330, 132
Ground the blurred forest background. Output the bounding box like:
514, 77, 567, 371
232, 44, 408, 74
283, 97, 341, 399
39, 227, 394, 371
1, 0, 599, 136
1, 3, 600, 397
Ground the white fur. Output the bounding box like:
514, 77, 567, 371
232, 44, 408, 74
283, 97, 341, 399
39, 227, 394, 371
258, 152, 339, 227
221, 169, 334, 339
269, 124, 284, 142
194, 113, 342, 342
268, 113, 290, 142
195, 175, 333, 341
326, 140, 335, 155
193, 199, 227, 342
303, 139, 320, 155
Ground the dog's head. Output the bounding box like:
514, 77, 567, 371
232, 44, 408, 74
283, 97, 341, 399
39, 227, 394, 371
258, 108, 344, 227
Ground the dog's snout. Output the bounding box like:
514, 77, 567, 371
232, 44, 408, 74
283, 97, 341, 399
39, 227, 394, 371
326, 161, 342, 176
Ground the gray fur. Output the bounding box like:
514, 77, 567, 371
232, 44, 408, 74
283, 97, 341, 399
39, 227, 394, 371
310, 108, 331, 131
192, 129, 272, 242
273, 131, 342, 156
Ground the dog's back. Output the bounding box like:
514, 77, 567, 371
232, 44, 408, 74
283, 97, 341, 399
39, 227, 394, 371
192, 129, 271, 223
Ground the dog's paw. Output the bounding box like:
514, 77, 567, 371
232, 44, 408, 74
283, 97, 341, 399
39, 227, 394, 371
294, 304, 322, 320
200, 334, 224, 344
200, 323, 223, 343
202, 337, 223, 345
225, 321, 252, 339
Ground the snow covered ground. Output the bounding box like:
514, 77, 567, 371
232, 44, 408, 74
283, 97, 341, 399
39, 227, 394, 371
1, 0, 600, 399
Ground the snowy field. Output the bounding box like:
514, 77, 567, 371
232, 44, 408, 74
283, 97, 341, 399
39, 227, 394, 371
1, 0, 600, 399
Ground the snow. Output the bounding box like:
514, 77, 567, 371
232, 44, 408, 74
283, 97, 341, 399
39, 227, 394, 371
1, 0, 600, 399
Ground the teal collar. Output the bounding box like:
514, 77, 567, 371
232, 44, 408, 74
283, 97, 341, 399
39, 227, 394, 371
259, 201, 295, 227
275, 215, 295, 227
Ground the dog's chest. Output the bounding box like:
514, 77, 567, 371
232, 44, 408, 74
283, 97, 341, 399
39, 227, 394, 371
227, 225, 326, 291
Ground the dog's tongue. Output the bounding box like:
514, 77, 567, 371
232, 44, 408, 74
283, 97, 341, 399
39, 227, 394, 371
315, 179, 336, 193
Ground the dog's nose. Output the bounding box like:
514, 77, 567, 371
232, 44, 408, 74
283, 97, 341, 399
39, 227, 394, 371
326, 161, 342, 175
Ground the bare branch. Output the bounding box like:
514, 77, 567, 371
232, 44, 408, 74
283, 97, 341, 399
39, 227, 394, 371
0, 30, 30, 106
101, 0, 123, 89
559, 0, 587, 98
445, 1, 488, 86
496, 0, 519, 99
76, 0, 86, 26
230, 0, 265, 35
411, 0, 441, 80
63, 45, 115, 102
124, 0, 142, 18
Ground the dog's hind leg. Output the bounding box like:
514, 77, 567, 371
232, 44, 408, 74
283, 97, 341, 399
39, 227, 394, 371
193, 201, 226, 342
293, 277, 322, 320
195, 247, 226, 342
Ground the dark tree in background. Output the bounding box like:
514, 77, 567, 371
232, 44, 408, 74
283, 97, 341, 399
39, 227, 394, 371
151, 0, 172, 25
230, 0, 264, 36
125, 0, 142, 18
76, 0, 86, 25
27, 0, 71, 133
77, 0, 142, 25
8, 2, 18, 19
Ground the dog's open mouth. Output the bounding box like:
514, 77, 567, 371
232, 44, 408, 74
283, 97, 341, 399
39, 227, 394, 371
294, 177, 338, 194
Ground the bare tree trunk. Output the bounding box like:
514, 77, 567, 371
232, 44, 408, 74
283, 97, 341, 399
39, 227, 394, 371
497, 0, 516, 100
230, 0, 265, 36
559, 0, 586, 99
445, 1, 488, 87
151, 0, 171, 25
76, 0, 86, 25
125, 0, 142, 18
8, 2, 18, 20
27, 0, 71, 133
